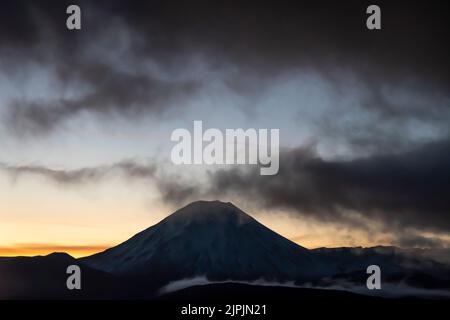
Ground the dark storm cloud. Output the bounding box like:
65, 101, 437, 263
162, 139, 450, 233
1, 0, 449, 136
1, 0, 204, 135
7, 66, 199, 135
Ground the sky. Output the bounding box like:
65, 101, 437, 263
0, 0, 450, 257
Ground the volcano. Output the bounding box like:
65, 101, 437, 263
81, 201, 326, 283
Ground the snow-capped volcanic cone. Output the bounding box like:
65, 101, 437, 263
81, 201, 324, 283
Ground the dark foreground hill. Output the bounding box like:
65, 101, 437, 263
0, 253, 132, 299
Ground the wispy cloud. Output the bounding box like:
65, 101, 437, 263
0, 160, 156, 185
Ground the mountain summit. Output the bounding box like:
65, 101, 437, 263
167, 200, 254, 224
82, 200, 323, 283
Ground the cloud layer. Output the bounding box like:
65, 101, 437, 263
1, 0, 449, 142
